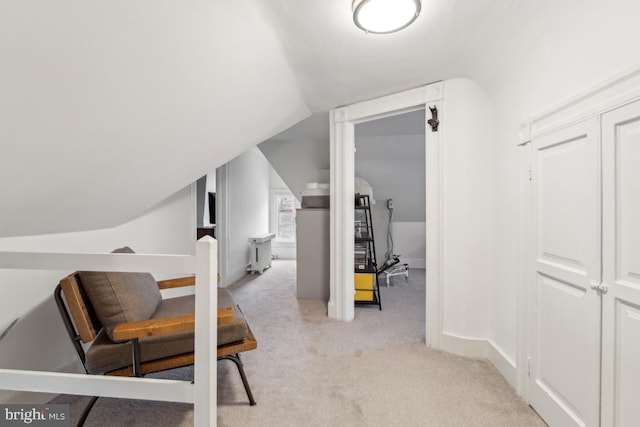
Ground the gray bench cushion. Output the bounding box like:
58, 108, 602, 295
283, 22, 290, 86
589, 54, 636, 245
218, 289, 249, 347
79, 247, 162, 341
84, 290, 249, 374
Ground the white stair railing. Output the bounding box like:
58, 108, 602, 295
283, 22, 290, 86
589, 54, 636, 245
0, 236, 217, 426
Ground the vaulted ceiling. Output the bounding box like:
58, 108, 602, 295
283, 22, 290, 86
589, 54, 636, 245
261, 0, 549, 110
0, 0, 634, 237
0, 1, 309, 237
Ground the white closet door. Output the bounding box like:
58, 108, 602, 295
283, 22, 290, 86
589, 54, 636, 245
529, 119, 601, 427
601, 100, 640, 427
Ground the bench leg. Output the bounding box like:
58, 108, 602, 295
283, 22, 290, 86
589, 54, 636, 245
219, 354, 256, 406
77, 396, 99, 427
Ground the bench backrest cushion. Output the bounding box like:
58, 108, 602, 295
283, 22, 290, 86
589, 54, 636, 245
78, 247, 162, 341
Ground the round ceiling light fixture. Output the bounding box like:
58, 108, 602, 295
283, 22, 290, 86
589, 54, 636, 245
352, 0, 421, 34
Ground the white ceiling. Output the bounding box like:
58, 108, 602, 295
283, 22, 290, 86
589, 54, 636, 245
0, 0, 630, 237
0, 1, 309, 237
259, 0, 552, 146
262, 0, 548, 111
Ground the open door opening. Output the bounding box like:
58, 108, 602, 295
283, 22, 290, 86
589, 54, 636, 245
329, 82, 443, 348
352, 109, 427, 338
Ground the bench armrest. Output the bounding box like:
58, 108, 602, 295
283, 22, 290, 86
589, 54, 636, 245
110, 306, 235, 341
111, 314, 195, 341
156, 276, 195, 290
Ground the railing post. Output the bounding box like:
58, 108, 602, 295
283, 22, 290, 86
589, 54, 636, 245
194, 237, 217, 426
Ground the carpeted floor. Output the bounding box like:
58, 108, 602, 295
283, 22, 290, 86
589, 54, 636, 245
53, 260, 546, 426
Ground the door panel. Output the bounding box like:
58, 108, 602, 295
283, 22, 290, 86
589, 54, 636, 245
601, 100, 640, 427
536, 274, 590, 415
530, 120, 601, 427
538, 134, 592, 270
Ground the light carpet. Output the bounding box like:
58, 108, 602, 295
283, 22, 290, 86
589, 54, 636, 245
53, 260, 546, 426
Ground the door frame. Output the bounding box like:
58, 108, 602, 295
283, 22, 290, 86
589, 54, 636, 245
329, 82, 443, 347
215, 163, 230, 288
517, 138, 532, 399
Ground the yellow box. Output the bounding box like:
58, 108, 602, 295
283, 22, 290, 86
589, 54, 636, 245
354, 273, 374, 301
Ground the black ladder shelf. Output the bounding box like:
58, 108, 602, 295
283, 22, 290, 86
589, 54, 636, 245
354, 194, 382, 310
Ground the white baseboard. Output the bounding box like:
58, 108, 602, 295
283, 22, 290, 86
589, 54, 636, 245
486, 340, 517, 389
225, 268, 248, 287
440, 331, 489, 359
272, 242, 296, 260
328, 301, 338, 320
440, 332, 518, 391
402, 258, 426, 269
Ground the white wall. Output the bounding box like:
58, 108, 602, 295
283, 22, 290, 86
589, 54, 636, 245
355, 131, 426, 268
354, 134, 426, 221
440, 78, 493, 342
475, 0, 640, 386
391, 222, 426, 269
223, 148, 270, 284
269, 166, 289, 193
0, 184, 195, 402
0, 0, 309, 238
259, 136, 330, 200
258, 112, 330, 200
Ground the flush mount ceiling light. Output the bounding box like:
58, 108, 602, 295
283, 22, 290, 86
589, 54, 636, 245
352, 0, 421, 34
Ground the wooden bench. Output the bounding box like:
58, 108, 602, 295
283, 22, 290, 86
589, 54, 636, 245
55, 271, 257, 424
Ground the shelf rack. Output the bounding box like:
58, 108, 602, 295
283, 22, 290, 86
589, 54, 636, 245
354, 194, 382, 310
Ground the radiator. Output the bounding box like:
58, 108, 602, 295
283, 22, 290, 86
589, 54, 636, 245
247, 233, 275, 274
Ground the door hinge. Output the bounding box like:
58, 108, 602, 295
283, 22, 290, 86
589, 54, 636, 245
589, 280, 609, 296
528, 169, 532, 181
527, 357, 531, 377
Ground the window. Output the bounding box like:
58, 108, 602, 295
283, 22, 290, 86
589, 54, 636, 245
270, 190, 298, 243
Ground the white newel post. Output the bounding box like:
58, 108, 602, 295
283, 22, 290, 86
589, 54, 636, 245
194, 237, 218, 426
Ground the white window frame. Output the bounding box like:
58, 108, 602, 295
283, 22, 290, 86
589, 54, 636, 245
269, 189, 299, 244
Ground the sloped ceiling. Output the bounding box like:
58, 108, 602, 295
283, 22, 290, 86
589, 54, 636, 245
261, 0, 548, 110
259, 110, 427, 200
2, 0, 638, 237
258, 112, 330, 199
0, 1, 309, 237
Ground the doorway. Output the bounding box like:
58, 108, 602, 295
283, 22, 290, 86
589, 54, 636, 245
329, 82, 443, 347
354, 109, 426, 270
354, 109, 427, 335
